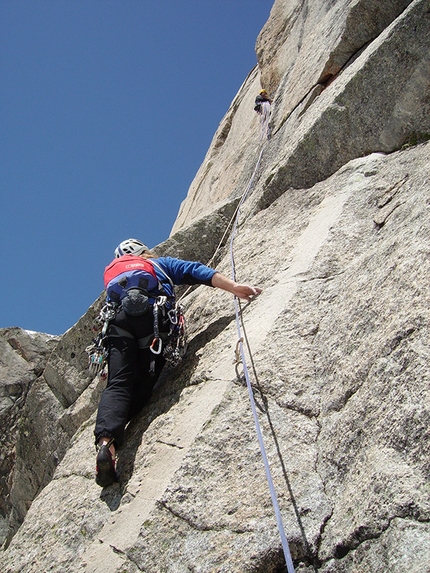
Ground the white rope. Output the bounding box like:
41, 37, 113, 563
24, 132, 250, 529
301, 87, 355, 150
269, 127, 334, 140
229, 144, 295, 573
178, 144, 264, 304
260, 101, 271, 141
176, 113, 295, 568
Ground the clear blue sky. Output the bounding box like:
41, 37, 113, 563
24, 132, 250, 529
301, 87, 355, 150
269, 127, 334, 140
1, 0, 273, 335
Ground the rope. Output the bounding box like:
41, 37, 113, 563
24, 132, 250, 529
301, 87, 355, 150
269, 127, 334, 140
178, 99, 272, 304
175, 106, 295, 567
229, 144, 295, 573
260, 101, 271, 141
177, 143, 265, 304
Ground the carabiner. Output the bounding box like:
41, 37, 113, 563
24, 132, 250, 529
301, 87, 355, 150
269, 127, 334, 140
156, 296, 167, 307
168, 308, 178, 325
233, 338, 244, 365
150, 337, 163, 355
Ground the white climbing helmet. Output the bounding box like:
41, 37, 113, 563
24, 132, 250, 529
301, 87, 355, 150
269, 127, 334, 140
114, 238, 148, 258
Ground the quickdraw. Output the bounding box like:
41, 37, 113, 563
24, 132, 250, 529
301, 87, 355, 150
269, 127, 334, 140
163, 303, 187, 369
150, 296, 187, 368
150, 296, 167, 355
85, 302, 117, 377
87, 349, 107, 378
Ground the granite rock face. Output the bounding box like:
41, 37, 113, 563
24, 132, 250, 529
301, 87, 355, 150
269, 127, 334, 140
172, 0, 429, 230
0, 328, 58, 545
1, 1, 429, 572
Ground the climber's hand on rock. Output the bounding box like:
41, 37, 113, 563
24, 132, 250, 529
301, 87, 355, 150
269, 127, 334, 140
232, 284, 262, 301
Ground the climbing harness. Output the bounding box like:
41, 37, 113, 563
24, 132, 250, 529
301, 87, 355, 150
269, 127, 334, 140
228, 140, 295, 573
86, 287, 187, 376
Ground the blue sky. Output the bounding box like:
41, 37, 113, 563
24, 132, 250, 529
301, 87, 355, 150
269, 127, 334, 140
1, 0, 273, 335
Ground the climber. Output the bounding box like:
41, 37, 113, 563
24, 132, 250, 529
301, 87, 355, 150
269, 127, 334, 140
254, 89, 272, 113
94, 238, 262, 487
254, 89, 272, 140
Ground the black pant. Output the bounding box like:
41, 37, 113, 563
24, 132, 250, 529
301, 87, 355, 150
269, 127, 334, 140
94, 308, 167, 448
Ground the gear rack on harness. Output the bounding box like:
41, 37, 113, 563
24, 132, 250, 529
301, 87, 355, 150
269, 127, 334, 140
85, 297, 188, 377
85, 302, 116, 377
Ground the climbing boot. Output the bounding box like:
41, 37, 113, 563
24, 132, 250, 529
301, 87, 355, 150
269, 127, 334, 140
95, 439, 117, 487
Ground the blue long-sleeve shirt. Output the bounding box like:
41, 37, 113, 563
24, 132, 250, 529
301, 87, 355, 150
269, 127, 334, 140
152, 256, 217, 288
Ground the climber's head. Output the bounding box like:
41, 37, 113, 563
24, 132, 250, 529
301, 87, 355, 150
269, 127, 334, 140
260, 89, 268, 95
114, 238, 148, 258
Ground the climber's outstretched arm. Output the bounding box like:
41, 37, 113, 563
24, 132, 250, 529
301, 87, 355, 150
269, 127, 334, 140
211, 272, 262, 301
